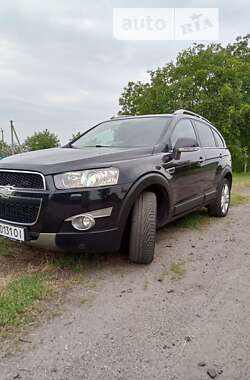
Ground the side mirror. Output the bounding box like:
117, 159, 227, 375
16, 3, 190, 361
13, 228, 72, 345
173, 138, 199, 159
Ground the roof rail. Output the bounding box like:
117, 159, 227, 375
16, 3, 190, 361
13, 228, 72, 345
110, 115, 132, 119
174, 109, 210, 124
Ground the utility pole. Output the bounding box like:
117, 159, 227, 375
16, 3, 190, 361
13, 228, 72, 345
10, 120, 22, 154
10, 120, 14, 154
0, 128, 4, 143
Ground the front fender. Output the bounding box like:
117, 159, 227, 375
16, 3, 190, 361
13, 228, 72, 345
117, 172, 172, 234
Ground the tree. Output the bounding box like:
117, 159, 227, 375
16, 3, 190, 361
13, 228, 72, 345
0, 141, 22, 157
0, 141, 11, 157
119, 35, 250, 171
70, 132, 81, 142
24, 129, 60, 151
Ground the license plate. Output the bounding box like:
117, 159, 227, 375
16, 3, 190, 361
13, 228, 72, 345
0, 222, 25, 241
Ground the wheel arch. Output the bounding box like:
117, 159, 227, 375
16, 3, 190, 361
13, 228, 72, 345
224, 171, 232, 188
221, 167, 232, 189
118, 173, 172, 239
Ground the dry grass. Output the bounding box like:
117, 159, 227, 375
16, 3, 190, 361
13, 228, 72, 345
170, 262, 186, 279
231, 193, 249, 206
233, 172, 250, 192
174, 209, 210, 229
0, 240, 106, 336
0, 274, 47, 328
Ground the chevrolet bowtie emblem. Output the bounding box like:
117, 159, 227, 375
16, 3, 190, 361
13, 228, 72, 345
0, 185, 15, 199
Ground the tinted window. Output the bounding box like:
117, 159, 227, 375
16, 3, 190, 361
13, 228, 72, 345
195, 121, 216, 147
171, 119, 197, 147
212, 128, 225, 147
72, 117, 170, 148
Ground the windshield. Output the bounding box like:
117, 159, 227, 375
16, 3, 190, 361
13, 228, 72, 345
71, 117, 170, 149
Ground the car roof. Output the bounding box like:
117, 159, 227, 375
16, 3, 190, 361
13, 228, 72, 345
110, 109, 214, 123
110, 114, 173, 120
109, 114, 210, 124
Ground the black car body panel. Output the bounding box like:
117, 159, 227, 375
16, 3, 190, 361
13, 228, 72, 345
0, 146, 153, 175
0, 111, 232, 253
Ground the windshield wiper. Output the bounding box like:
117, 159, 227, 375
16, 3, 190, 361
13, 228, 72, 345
81, 145, 120, 148
63, 143, 78, 149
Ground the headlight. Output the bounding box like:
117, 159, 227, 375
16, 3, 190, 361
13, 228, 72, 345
54, 167, 119, 189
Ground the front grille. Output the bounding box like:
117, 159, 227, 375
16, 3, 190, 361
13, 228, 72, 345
0, 170, 45, 190
0, 196, 41, 224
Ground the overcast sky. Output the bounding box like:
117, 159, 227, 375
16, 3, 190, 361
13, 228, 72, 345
0, 0, 249, 145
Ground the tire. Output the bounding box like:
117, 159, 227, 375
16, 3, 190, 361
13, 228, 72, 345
208, 178, 231, 217
129, 191, 157, 264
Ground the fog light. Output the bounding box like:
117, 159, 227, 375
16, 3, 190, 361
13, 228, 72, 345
71, 214, 95, 231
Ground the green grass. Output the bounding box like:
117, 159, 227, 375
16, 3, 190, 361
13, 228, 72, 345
233, 172, 250, 189
231, 172, 250, 205
170, 262, 186, 279
174, 209, 209, 229
0, 274, 46, 328
54, 253, 84, 272
0, 238, 13, 256
173, 173, 250, 229
54, 252, 105, 272
231, 192, 249, 206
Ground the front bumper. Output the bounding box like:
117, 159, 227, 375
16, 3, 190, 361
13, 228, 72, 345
29, 228, 121, 252
12, 178, 132, 252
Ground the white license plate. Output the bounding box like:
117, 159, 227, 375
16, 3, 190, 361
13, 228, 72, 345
0, 222, 25, 241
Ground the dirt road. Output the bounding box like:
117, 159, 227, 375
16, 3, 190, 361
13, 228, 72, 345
1, 201, 250, 380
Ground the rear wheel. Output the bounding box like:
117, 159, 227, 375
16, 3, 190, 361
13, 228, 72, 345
129, 191, 157, 264
208, 178, 231, 217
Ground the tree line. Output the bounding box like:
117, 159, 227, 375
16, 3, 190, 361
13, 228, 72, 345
0, 129, 60, 156
119, 35, 250, 172
0, 130, 82, 157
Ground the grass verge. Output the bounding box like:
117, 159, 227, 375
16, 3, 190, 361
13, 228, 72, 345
0, 274, 47, 329
0, 238, 14, 257
174, 172, 250, 229
233, 172, 250, 190
174, 209, 209, 229
0, 240, 107, 337
231, 192, 249, 206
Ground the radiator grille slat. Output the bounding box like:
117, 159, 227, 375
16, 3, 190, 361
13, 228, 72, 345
0, 196, 41, 224
0, 171, 44, 190
0, 170, 45, 224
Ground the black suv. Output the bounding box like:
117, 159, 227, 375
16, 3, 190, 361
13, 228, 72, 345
0, 110, 232, 264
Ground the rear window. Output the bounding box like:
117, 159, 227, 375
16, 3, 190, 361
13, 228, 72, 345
195, 121, 216, 147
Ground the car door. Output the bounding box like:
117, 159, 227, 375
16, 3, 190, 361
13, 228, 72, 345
194, 120, 221, 202
164, 118, 204, 215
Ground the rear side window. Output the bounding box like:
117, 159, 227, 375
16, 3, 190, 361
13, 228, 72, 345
212, 128, 225, 147
171, 119, 197, 147
195, 121, 216, 147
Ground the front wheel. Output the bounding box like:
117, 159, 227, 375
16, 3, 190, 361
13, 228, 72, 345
129, 191, 157, 264
208, 178, 231, 217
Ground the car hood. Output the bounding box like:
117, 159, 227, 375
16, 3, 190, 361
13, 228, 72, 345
0, 146, 153, 175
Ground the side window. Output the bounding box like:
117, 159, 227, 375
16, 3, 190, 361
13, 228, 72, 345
212, 128, 225, 148
195, 121, 216, 147
171, 119, 197, 148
